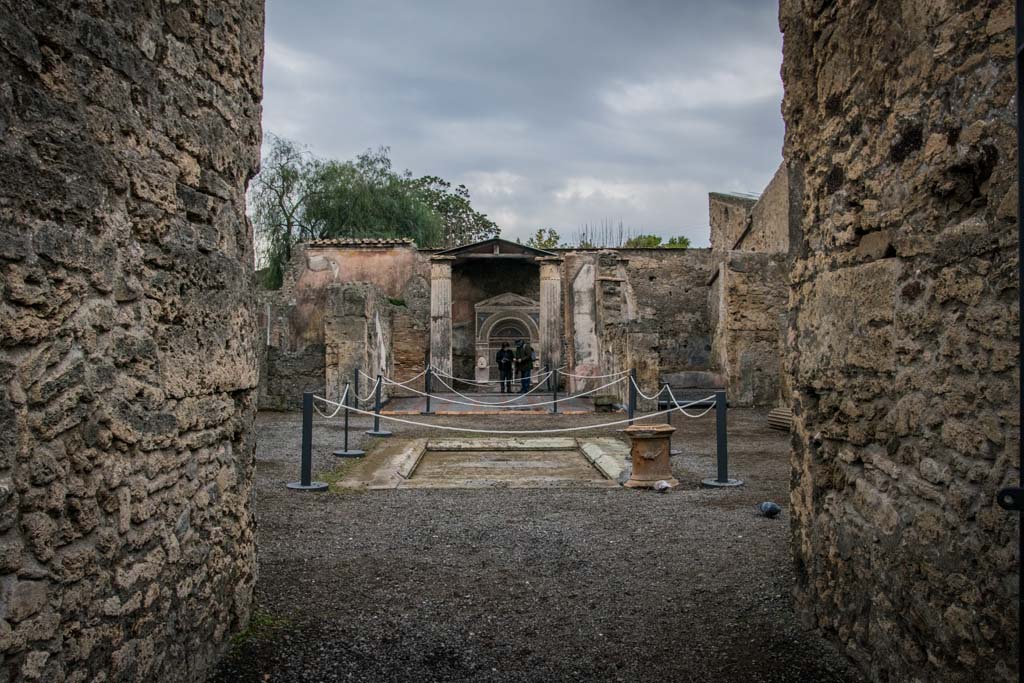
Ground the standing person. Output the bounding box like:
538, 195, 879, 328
495, 342, 514, 393
516, 338, 535, 393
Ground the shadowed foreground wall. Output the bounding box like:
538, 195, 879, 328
0, 2, 263, 681
782, 1, 1018, 681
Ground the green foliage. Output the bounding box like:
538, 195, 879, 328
250, 136, 497, 288
387, 297, 407, 307
665, 235, 691, 249
248, 134, 322, 289
409, 175, 500, 248
525, 228, 562, 250
622, 234, 664, 248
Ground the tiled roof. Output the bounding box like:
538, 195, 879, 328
305, 238, 416, 248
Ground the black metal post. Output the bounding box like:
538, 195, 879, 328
701, 391, 742, 488
366, 373, 392, 437
333, 382, 364, 457
664, 382, 681, 456
287, 392, 328, 491
353, 366, 360, 408
421, 366, 435, 416
550, 364, 558, 414
628, 368, 637, 425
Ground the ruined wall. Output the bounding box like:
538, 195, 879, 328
708, 253, 789, 406
0, 2, 263, 681
736, 164, 791, 254
561, 249, 713, 406
709, 193, 757, 251
782, 1, 1018, 680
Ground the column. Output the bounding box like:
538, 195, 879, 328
429, 256, 455, 377
537, 256, 563, 386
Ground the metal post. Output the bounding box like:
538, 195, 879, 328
366, 374, 392, 437
333, 382, 364, 457
701, 391, 742, 488
287, 392, 328, 491
550, 364, 558, 414
421, 366, 435, 415
353, 366, 360, 408
664, 382, 682, 456
628, 368, 637, 425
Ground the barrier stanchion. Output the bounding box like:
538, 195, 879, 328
550, 364, 558, 414
287, 392, 329, 491
421, 366, 435, 416
701, 390, 743, 488
353, 366, 360, 407
366, 374, 393, 437
333, 383, 364, 458
664, 382, 682, 456
628, 368, 637, 425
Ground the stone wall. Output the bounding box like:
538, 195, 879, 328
709, 193, 757, 251
736, 164, 791, 254
708, 253, 789, 406
0, 2, 263, 681
782, 1, 1018, 681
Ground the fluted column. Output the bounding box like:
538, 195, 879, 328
429, 256, 455, 376
538, 256, 563, 386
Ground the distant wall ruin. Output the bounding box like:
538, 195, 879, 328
0, 2, 263, 681
781, 1, 1018, 680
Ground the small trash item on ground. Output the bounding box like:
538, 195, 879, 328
653, 480, 672, 493
758, 501, 782, 518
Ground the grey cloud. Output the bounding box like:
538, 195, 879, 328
263, 0, 784, 245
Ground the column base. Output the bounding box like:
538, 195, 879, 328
365, 430, 393, 437
624, 477, 679, 489
286, 482, 329, 492
701, 478, 744, 488
333, 449, 365, 458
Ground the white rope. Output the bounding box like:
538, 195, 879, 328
384, 368, 428, 388
382, 373, 628, 409
557, 368, 631, 380
431, 371, 561, 405
355, 376, 382, 403
313, 386, 350, 419
312, 393, 717, 435
630, 376, 667, 401
432, 365, 567, 386
666, 385, 718, 419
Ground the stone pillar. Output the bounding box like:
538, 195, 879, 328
538, 256, 563, 385
623, 423, 678, 489
429, 256, 455, 376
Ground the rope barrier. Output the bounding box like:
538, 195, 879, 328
431, 365, 566, 386
383, 367, 429, 388
557, 368, 631, 380
355, 376, 382, 403
431, 371, 559, 405
312, 393, 717, 435
382, 373, 628, 409
666, 385, 717, 419
313, 385, 350, 419
630, 376, 667, 401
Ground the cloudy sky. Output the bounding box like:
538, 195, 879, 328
262, 1, 784, 247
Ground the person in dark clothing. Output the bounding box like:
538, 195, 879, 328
495, 342, 514, 393
515, 339, 535, 393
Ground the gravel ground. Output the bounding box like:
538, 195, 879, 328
209, 408, 865, 683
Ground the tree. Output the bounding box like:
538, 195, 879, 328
665, 235, 691, 249
622, 234, 663, 248
248, 134, 322, 288
409, 176, 500, 247
526, 228, 562, 250
251, 139, 500, 288
302, 148, 443, 247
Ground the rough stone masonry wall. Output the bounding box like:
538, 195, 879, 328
782, 1, 1018, 681
0, 2, 262, 682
